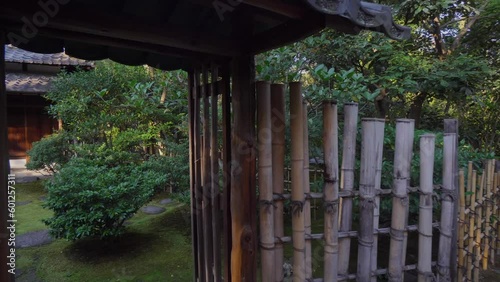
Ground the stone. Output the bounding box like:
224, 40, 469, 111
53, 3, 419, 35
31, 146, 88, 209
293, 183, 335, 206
17, 230, 53, 248
17, 201, 32, 206
141, 206, 166, 215
160, 198, 173, 205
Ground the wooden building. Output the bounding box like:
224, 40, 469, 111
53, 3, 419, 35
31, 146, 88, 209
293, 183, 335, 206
5, 45, 93, 159
0, 1, 410, 281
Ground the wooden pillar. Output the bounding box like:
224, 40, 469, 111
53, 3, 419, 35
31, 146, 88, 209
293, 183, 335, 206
202, 65, 214, 282
210, 64, 221, 281
221, 64, 232, 282
193, 69, 206, 281
230, 55, 257, 282
1, 32, 14, 282
188, 71, 199, 281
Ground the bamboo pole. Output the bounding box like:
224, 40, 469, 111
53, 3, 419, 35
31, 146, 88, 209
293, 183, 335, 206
357, 118, 385, 282
338, 103, 358, 277
323, 100, 339, 282
492, 169, 499, 263
497, 166, 500, 256
271, 83, 286, 282
458, 169, 465, 282
290, 82, 306, 282
303, 101, 313, 279
467, 162, 473, 208
437, 133, 457, 282
202, 65, 214, 282
473, 173, 485, 282
466, 170, 477, 281
371, 117, 387, 282
257, 81, 275, 282
483, 160, 494, 270
211, 64, 221, 281
417, 134, 436, 282
388, 119, 415, 282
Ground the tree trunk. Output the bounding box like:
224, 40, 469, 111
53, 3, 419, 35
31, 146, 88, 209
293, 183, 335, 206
408, 92, 427, 128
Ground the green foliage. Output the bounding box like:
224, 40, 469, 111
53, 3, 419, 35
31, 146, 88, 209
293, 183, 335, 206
37, 61, 191, 241
26, 132, 73, 173
43, 153, 168, 240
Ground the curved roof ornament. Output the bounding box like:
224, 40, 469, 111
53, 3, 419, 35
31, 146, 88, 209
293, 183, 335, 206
303, 0, 411, 40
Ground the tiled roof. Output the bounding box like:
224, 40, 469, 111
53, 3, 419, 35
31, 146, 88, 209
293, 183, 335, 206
5, 45, 94, 67
5, 73, 54, 93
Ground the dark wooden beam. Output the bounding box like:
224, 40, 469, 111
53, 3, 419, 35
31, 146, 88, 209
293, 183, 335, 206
243, 0, 308, 20
250, 16, 326, 54
0, 2, 240, 57
1, 22, 224, 64
0, 30, 14, 282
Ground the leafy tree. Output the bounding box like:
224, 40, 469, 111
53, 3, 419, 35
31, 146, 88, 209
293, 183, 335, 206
43, 152, 168, 240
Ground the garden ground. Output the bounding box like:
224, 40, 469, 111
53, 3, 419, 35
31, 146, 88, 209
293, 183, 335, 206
15, 181, 193, 282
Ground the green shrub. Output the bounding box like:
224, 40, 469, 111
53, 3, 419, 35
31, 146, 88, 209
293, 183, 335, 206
43, 154, 168, 240
26, 132, 73, 173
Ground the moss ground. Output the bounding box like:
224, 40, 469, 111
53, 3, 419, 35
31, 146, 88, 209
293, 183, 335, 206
16, 182, 194, 282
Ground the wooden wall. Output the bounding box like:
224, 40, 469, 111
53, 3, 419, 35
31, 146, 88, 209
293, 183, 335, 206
7, 94, 56, 159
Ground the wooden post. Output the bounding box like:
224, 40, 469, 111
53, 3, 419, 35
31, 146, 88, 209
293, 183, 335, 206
1, 32, 14, 282
193, 69, 206, 281
438, 133, 457, 281
388, 119, 415, 282
221, 64, 232, 282
371, 118, 387, 282
257, 81, 275, 282
271, 83, 285, 282
323, 100, 339, 282
188, 71, 199, 282
418, 134, 436, 282
303, 102, 312, 280
444, 119, 459, 281
290, 82, 305, 282
466, 170, 477, 281
338, 103, 358, 277
202, 65, 214, 282
458, 169, 465, 281
230, 55, 257, 282
357, 118, 385, 282
211, 64, 221, 280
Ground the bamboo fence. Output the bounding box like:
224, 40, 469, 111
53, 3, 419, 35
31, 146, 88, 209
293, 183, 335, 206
252, 81, 499, 282
457, 159, 500, 282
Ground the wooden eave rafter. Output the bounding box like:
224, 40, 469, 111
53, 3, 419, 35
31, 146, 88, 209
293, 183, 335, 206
0, 2, 241, 57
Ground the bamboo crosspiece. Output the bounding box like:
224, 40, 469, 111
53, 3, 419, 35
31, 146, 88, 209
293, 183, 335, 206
338, 103, 358, 278
257, 81, 275, 282
323, 100, 339, 282
357, 118, 385, 282
418, 134, 435, 282
271, 84, 285, 282
290, 82, 306, 281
